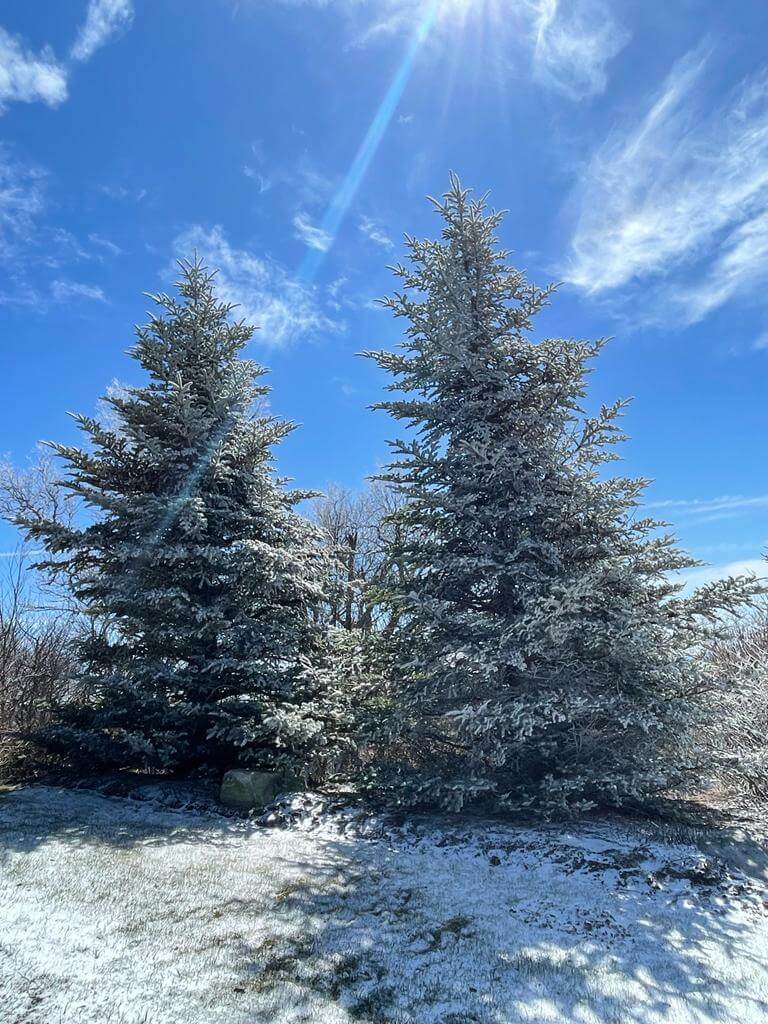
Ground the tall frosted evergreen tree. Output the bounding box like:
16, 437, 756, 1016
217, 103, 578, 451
23, 261, 330, 776
366, 177, 758, 815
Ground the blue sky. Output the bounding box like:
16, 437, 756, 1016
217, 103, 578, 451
0, 0, 766, 586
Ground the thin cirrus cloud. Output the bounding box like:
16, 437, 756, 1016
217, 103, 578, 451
528, 0, 629, 101
50, 279, 106, 303
70, 0, 134, 63
0, 146, 46, 255
645, 494, 768, 527
564, 43, 768, 325
88, 232, 124, 258
293, 212, 333, 253
358, 215, 394, 250
0, 145, 121, 305
173, 225, 343, 347
0, 145, 84, 266
0, 1, 133, 114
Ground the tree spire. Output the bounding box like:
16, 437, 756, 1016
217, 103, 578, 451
365, 177, 758, 815
22, 260, 330, 776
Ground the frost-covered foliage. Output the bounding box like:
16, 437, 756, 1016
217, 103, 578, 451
19, 261, 331, 776
707, 601, 768, 802
314, 625, 401, 783
365, 176, 760, 816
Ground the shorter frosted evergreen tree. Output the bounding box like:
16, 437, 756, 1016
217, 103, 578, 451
22, 261, 330, 776
365, 177, 760, 815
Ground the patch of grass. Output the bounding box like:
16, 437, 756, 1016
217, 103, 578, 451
274, 879, 310, 903
251, 937, 317, 990
347, 983, 398, 1022
265, 943, 315, 973
305, 952, 368, 999
504, 949, 586, 979
424, 913, 473, 951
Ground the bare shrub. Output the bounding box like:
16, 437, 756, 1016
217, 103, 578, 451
0, 450, 84, 731
312, 481, 407, 634
0, 454, 85, 779
0, 448, 78, 538
0, 549, 79, 735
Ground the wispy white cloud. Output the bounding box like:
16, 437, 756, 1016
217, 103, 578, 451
358, 215, 394, 250
677, 209, 768, 324
332, 375, 360, 397
173, 225, 343, 347
326, 275, 348, 313
678, 557, 767, 594
0, 28, 67, 113
0, 277, 40, 308
243, 166, 273, 193
646, 494, 768, 527
697, 538, 768, 559
98, 183, 147, 202
51, 279, 106, 303
0, 147, 47, 259
88, 232, 124, 257
45, 228, 91, 266
242, 149, 334, 206
0, 144, 131, 307
0, 147, 108, 305
565, 46, 768, 323
528, 0, 629, 101
293, 212, 333, 252
71, 0, 134, 63
295, 161, 335, 204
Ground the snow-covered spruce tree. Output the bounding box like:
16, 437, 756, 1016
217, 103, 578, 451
364, 176, 759, 815
22, 261, 331, 776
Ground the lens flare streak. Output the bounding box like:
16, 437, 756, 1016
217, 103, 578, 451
298, 0, 443, 282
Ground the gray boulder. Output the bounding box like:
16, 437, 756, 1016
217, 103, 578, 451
219, 769, 299, 812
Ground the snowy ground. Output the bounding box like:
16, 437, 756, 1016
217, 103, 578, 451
1, 787, 768, 1024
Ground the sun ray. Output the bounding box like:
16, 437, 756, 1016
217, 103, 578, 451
297, 0, 444, 283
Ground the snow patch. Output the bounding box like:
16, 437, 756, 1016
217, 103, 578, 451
2, 786, 768, 1023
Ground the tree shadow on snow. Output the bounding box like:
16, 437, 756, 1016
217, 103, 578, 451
231, 816, 768, 1024
2, 786, 768, 1024
0, 781, 254, 854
